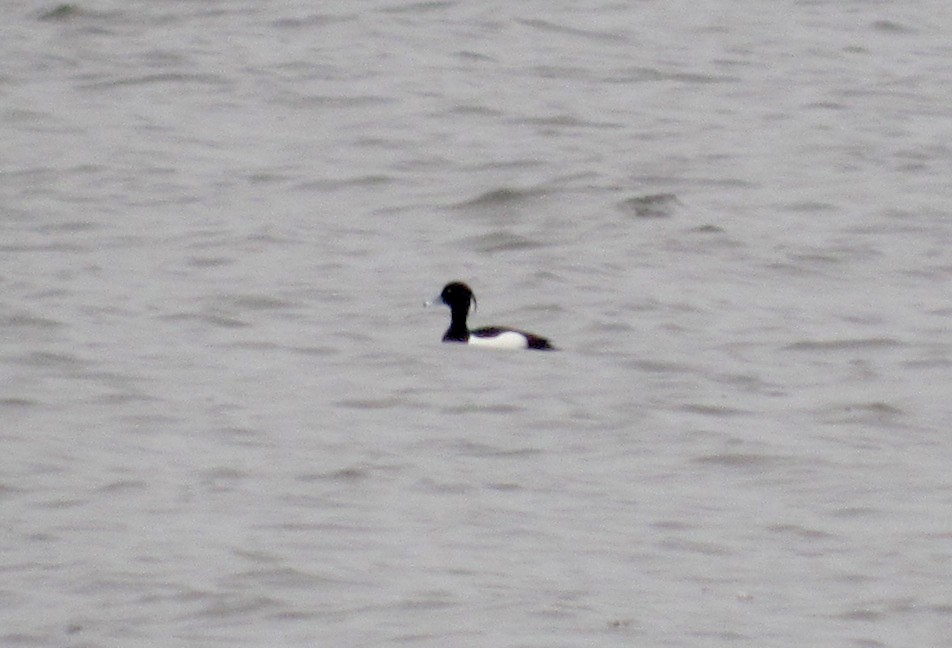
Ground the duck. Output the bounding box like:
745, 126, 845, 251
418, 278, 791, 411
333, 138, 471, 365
427, 281, 556, 351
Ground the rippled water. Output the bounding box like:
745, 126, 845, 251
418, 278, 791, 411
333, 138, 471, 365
3, 1, 952, 646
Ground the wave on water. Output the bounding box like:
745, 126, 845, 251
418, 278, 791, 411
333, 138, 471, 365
616, 193, 680, 219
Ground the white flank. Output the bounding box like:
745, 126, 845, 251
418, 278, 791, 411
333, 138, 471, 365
468, 331, 528, 350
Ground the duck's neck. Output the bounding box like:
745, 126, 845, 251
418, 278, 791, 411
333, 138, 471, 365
443, 305, 470, 342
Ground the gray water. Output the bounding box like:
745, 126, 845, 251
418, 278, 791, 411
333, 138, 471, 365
3, 1, 952, 646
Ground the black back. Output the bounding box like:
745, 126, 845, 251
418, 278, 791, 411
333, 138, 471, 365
471, 327, 555, 350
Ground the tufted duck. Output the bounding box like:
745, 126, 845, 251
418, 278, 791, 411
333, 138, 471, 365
427, 281, 556, 351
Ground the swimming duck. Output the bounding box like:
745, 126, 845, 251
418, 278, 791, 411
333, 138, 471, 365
428, 281, 556, 351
